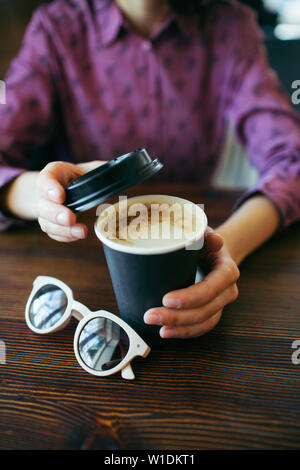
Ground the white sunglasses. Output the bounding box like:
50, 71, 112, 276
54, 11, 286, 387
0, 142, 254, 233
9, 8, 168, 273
25, 276, 151, 380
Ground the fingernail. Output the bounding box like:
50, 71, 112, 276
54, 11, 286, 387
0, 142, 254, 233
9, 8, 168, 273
57, 212, 68, 225
144, 310, 162, 325
71, 226, 85, 239
162, 296, 181, 309
160, 327, 174, 338
48, 188, 60, 202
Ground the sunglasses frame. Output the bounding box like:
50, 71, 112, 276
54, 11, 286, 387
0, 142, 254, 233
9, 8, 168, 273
25, 276, 151, 380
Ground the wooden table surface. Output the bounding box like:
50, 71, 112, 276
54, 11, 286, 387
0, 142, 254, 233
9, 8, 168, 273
1, 183, 300, 450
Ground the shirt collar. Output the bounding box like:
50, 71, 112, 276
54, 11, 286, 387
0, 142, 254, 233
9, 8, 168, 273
97, 1, 200, 47
97, 1, 125, 47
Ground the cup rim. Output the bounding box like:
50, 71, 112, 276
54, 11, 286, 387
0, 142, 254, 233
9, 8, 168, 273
94, 194, 207, 255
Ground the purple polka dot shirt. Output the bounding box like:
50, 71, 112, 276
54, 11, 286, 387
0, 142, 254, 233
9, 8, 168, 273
1, 0, 300, 230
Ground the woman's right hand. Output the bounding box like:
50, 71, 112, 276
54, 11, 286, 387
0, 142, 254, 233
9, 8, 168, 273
36, 160, 105, 242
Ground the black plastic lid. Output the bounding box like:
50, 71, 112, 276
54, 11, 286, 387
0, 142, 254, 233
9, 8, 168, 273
64, 148, 163, 212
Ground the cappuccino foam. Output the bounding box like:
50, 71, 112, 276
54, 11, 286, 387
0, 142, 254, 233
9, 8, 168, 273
97, 196, 203, 250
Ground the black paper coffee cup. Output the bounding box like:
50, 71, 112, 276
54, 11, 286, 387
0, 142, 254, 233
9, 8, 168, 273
95, 195, 207, 345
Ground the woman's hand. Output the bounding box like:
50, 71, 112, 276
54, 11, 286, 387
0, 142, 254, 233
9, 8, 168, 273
143, 228, 240, 339
36, 160, 105, 242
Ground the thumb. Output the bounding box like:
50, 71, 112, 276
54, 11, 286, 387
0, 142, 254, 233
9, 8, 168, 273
203, 226, 224, 253
77, 160, 107, 173
39, 161, 105, 205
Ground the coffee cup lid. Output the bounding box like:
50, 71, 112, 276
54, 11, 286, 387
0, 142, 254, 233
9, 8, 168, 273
64, 148, 163, 212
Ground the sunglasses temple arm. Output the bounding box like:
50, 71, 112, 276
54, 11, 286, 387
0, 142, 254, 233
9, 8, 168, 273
71, 300, 91, 321
120, 335, 151, 379
121, 363, 135, 380
120, 345, 151, 380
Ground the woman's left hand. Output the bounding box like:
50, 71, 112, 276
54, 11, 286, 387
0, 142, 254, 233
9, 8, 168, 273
143, 227, 240, 339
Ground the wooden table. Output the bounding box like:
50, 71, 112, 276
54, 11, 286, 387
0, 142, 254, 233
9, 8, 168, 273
1, 183, 300, 450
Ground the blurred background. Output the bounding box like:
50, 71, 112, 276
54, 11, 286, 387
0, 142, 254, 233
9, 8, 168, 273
0, 0, 299, 188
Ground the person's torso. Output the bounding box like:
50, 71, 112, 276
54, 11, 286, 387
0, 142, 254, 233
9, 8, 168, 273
42, 0, 239, 183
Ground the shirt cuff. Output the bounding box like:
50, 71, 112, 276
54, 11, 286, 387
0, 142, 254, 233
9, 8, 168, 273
0, 166, 27, 231
233, 173, 300, 231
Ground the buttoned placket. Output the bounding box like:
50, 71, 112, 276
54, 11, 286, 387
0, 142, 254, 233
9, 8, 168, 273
139, 36, 164, 154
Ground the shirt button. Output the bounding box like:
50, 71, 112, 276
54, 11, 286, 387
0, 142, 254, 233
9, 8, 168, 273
141, 40, 152, 52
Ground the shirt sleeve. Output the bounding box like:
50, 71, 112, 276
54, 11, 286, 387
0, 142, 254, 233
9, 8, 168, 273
225, 4, 300, 229
0, 7, 57, 230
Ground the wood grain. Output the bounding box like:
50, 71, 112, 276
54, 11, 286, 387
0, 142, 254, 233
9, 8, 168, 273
1, 183, 300, 450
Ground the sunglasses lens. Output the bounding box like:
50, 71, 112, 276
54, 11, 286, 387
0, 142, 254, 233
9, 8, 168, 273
78, 317, 130, 372
29, 285, 68, 330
